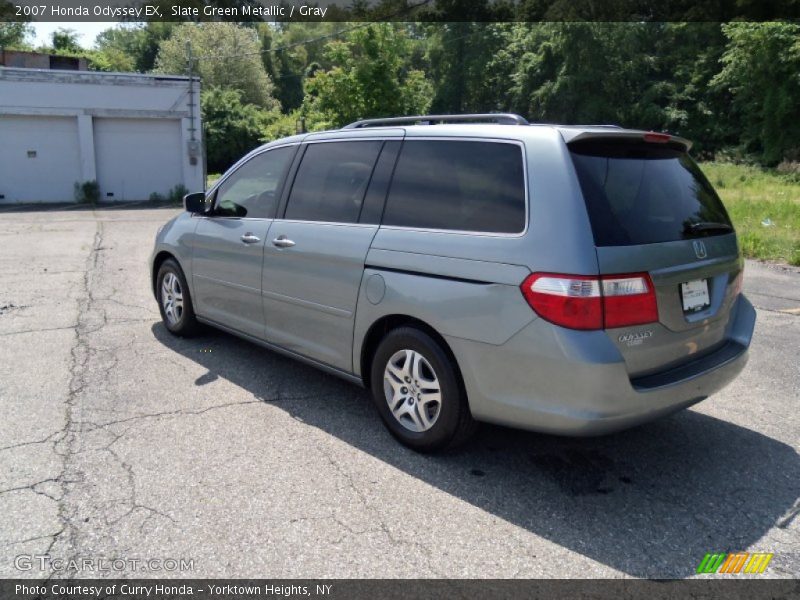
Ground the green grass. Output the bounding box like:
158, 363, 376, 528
699, 162, 800, 265
207, 173, 222, 188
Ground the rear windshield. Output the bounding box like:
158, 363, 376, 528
569, 142, 732, 246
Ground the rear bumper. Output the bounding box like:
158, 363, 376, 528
448, 294, 755, 436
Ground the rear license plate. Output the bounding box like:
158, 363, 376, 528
681, 279, 710, 312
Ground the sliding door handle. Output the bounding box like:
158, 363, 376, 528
272, 236, 296, 248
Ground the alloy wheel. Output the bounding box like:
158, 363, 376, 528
161, 272, 184, 326
383, 349, 442, 432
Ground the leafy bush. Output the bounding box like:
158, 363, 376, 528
149, 185, 189, 204
790, 247, 800, 267
74, 180, 100, 204
776, 162, 800, 183
168, 184, 189, 204
260, 110, 302, 143
260, 109, 329, 144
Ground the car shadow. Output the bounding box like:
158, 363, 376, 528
152, 322, 798, 578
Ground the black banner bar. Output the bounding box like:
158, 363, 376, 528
2, 0, 800, 23
2, 579, 799, 600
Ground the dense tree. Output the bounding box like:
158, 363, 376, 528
95, 23, 176, 73
303, 23, 433, 127
51, 28, 83, 54
423, 23, 495, 112
713, 22, 800, 165
491, 24, 644, 125
0, 22, 33, 49
257, 22, 367, 112
637, 23, 730, 155
257, 24, 305, 112
486, 22, 731, 153
10, 17, 792, 168
201, 87, 273, 173
155, 22, 279, 109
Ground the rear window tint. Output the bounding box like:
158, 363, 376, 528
383, 140, 526, 234
570, 143, 732, 246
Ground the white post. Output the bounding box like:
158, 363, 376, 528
76, 113, 96, 185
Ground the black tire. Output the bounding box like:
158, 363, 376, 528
156, 259, 200, 336
370, 327, 476, 452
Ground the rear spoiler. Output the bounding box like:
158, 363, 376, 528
560, 129, 692, 152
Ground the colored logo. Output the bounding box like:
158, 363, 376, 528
696, 552, 773, 574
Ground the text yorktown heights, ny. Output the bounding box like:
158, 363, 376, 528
16, 583, 334, 597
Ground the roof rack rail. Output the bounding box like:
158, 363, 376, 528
342, 113, 529, 129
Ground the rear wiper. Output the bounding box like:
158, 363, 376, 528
684, 221, 733, 235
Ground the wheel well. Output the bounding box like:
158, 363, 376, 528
151, 251, 177, 298
360, 315, 463, 390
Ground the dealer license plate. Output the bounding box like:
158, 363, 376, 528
681, 279, 710, 312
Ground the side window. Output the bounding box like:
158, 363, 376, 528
284, 141, 382, 223
214, 146, 295, 218
382, 140, 526, 234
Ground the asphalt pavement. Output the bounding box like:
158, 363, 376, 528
0, 205, 797, 579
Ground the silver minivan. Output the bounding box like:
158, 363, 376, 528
150, 114, 755, 451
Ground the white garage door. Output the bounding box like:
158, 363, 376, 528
0, 116, 81, 203
94, 118, 183, 201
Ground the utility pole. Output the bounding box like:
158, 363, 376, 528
186, 40, 197, 143
185, 40, 202, 183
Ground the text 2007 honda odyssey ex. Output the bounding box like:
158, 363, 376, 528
150, 114, 755, 452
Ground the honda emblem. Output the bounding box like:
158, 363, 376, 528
693, 240, 707, 259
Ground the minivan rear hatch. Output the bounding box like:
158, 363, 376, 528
567, 133, 743, 379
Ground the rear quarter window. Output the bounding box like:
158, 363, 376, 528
382, 140, 526, 234
569, 142, 732, 246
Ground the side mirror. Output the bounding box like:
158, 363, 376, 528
183, 192, 208, 214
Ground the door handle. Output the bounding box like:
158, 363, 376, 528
240, 233, 261, 244
272, 236, 296, 248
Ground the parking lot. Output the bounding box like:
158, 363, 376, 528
0, 205, 797, 579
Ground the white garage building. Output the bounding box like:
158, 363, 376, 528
0, 67, 204, 204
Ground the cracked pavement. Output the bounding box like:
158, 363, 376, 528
0, 205, 797, 579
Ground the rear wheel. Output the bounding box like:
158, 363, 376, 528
156, 259, 199, 336
370, 327, 476, 452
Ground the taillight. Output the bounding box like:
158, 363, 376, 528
602, 275, 659, 328
520, 272, 658, 330
520, 274, 602, 330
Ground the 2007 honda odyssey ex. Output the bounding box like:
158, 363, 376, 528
150, 113, 755, 452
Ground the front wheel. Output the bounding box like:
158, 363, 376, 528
156, 259, 199, 336
370, 327, 476, 452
